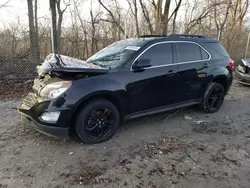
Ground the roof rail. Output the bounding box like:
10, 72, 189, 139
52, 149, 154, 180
139, 34, 210, 40
168, 34, 208, 39
139, 35, 168, 38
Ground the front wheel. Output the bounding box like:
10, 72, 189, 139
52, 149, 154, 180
75, 99, 120, 144
200, 82, 225, 113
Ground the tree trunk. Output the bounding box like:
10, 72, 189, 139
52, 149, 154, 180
57, 12, 63, 53
27, 0, 40, 63
133, 0, 140, 37
139, 0, 154, 34
34, 0, 40, 59
172, 12, 177, 33
98, 0, 125, 36
90, 10, 96, 54
56, 0, 68, 54
84, 30, 89, 58
171, 0, 182, 34
50, 0, 58, 53
128, 0, 140, 36
162, 0, 171, 34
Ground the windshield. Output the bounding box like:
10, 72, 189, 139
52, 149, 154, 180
86, 38, 148, 69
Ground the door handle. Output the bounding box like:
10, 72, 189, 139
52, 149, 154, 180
202, 63, 210, 68
167, 70, 175, 76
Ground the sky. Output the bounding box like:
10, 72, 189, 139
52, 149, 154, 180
0, 0, 124, 28
0, 0, 184, 29
1, 0, 65, 28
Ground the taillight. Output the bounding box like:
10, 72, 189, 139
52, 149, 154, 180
229, 60, 234, 70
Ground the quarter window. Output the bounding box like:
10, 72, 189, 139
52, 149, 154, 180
176, 43, 209, 62
201, 48, 209, 60
137, 43, 173, 67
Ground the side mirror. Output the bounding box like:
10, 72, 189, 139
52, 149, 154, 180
133, 59, 152, 70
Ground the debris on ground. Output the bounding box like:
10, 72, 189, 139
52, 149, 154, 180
164, 108, 186, 121
184, 115, 192, 120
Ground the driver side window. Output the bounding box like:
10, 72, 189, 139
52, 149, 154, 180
138, 43, 173, 67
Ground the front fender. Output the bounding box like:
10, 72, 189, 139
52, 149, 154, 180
69, 76, 130, 119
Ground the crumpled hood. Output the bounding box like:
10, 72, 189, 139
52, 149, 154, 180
37, 53, 107, 76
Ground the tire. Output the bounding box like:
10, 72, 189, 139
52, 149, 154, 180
75, 99, 120, 144
200, 82, 225, 113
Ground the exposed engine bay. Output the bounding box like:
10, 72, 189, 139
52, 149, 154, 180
33, 53, 109, 93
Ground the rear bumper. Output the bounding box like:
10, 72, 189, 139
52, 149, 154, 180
235, 69, 250, 85
18, 109, 69, 138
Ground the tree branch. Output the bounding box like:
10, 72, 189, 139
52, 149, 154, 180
168, 0, 182, 21
0, 0, 10, 8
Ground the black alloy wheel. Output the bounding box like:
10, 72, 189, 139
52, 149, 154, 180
75, 99, 120, 144
85, 109, 115, 139
200, 82, 225, 113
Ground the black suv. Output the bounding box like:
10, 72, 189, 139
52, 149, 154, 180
18, 34, 233, 144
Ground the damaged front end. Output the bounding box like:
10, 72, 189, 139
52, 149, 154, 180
17, 54, 109, 137
37, 53, 108, 77
21, 53, 109, 107
33, 53, 109, 97
235, 58, 250, 86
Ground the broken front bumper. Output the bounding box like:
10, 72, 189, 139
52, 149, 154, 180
18, 110, 69, 138
17, 93, 71, 138
235, 69, 250, 85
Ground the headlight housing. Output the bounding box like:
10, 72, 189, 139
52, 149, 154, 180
40, 81, 71, 100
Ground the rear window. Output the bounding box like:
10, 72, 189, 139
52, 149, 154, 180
205, 42, 229, 58
176, 43, 209, 62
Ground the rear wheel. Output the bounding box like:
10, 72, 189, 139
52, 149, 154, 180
75, 99, 120, 144
200, 82, 225, 113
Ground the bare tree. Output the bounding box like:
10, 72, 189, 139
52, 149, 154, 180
228, 0, 249, 28
0, 0, 10, 8
98, 0, 125, 36
184, 0, 221, 34
2, 0, 250, 67
56, 0, 70, 53
171, 0, 183, 33
89, 5, 102, 53
139, 0, 183, 34
213, 0, 231, 40
75, 5, 90, 58
139, 0, 154, 34
27, 0, 40, 63
223, 0, 249, 53
127, 0, 140, 36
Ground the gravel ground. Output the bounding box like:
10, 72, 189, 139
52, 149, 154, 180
1, 80, 250, 188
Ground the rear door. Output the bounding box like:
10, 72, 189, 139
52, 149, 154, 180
127, 42, 179, 113
174, 42, 212, 102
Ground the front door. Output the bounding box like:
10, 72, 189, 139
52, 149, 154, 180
127, 42, 179, 114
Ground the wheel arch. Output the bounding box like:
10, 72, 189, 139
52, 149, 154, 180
212, 75, 229, 93
69, 91, 128, 134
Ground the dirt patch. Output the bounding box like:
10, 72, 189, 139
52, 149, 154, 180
0, 79, 32, 100
0, 80, 250, 188
59, 163, 107, 186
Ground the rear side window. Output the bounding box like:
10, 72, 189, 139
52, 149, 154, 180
205, 42, 229, 58
176, 43, 209, 62
138, 43, 173, 66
